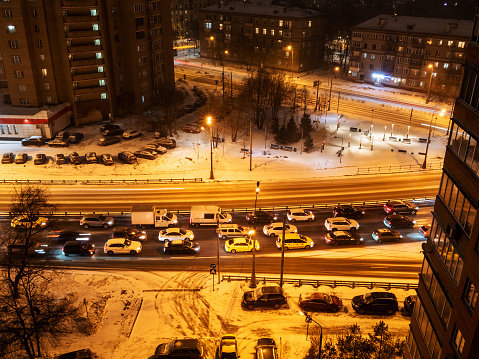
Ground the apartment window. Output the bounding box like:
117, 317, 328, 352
439, 40, 443, 45
137, 43, 146, 52
262, 28, 266, 35
98, 66, 103, 72
254, 46, 258, 53
101, 93, 107, 99
205, 22, 211, 29
8, 40, 18, 48
397, 57, 402, 63
44, 83, 49, 90
458, 41, 465, 48
413, 298, 441, 359
3, 9, 13, 17
139, 56, 147, 65
436, 51, 440, 56
279, 20, 283, 26
7, 124, 11, 134
96, 52, 102, 59
362, 53, 367, 58
371, 54, 375, 59
92, 23, 99, 31
11, 55, 21, 63
90, 9, 98, 16
18, 84, 26, 92
39, 54, 44, 61
403, 68, 408, 74
7, 25, 15, 33
225, 33, 230, 40
452, 326, 465, 355
271, 29, 274, 36
406, 331, 421, 359
463, 279, 478, 311
34, 24, 39, 32
46, 96, 51, 103
448, 40, 454, 46
19, 98, 29, 105
0, 125, 3, 134
134, 4, 143, 12
37, 39, 42, 47
31, 8, 37, 17
41, 68, 47, 77
94, 39, 101, 45
0, 66, 4, 74
99, 79, 105, 86
308, 20, 311, 27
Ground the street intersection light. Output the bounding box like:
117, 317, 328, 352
207, 116, 214, 179
299, 310, 323, 359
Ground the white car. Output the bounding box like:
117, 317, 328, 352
287, 209, 315, 222
263, 222, 298, 237
122, 130, 142, 139
103, 238, 142, 255
158, 227, 194, 242
324, 217, 359, 231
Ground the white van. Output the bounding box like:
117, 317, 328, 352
189, 205, 232, 227
217, 223, 253, 239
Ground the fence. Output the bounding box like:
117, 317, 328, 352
0, 178, 203, 185
356, 162, 443, 175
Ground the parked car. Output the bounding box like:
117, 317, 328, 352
134, 150, 158, 160
21, 135, 46, 146
324, 217, 359, 231
14, 153, 28, 164
182, 125, 203, 134
113, 227, 147, 241
383, 200, 418, 215
101, 153, 114, 166
80, 214, 114, 229
287, 209, 314, 222
325, 231, 362, 246
98, 136, 121, 146
225, 237, 259, 253
55, 131, 69, 140
158, 227, 194, 242
5, 241, 49, 256
333, 205, 365, 219
100, 123, 120, 133
48, 139, 69, 147
62, 241, 95, 257
48, 230, 90, 242
183, 104, 196, 113
263, 222, 297, 237
383, 214, 415, 229
85, 152, 98, 164
145, 143, 168, 154
246, 210, 275, 224
33, 153, 47, 165
299, 292, 343, 312
122, 130, 142, 139
276, 233, 314, 250
69, 152, 82, 165
216, 335, 238, 359
351, 292, 399, 315
164, 239, 200, 255
103, 238, 142, 255
404, 295, 417, 314
154, 137, 177, 149
68, 132, 84, 144
102, 127, 123, 136
55, 153, 67, 164
11, 215, 49, 229
419, 225, 430, 238
54, 348, 93, 359
255, 338, 278, 359
372, 228, 402, 243
242, 285, 287, 310
2, 152, 14, 164
154, 339, 204, 359
118, 151, 137, 164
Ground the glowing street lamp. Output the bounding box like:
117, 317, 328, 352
426, 64, 433, 104
210, 36, 216, 67
207, 116, 214, 179
287, 45, 293, 80
250, 181, 260, 288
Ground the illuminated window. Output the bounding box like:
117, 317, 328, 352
90, 9, 98, 16
98, 66, 103, 72
92, 23, 99, 31
464, 279, 478, 311
96, 52, 102, 59
452, 327, 465, 355
99, 79, 105, 86
101, 93, 107, 99
94, 39, 100, 45
7, 25, 15, 33
41, 68, 47, 76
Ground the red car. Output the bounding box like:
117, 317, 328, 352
299, 292, 343, 312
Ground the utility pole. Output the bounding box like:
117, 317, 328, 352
249, 120, 252, 171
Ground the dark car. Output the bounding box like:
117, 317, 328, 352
299, 292, 343, 312
48, 230, 91, 242
246, 210, 275, 224
118, 151, 137, 164
34, 153, 47, 165
134, 150, 158, 160
54, 348, 92, 359
419, 225, 430, 238
383, 200, 418, 215
101, 153, 114, 166
372, 228, 402, 243
383, 214, 415, 229
404, 295, 417, 314
333, 205, 365, 219
155, 339, 204, 359
182, 125, 203, 134
98, 136, 121, 146
113, 226, 147, 241
69, 132, 84, 144
256, 338, 278, 359
352, 292, 399, 315
21, 135, 46, 146
155, 138, 177, 149
2, 152, 14, 164
242, 285, 287, 310
55, 153, 67, 164
6, 241, 49, 256
62, 241, 95, 257
325, 231, 362, 246
164, 240, 200, 255
55, 131, 70, 141
48, 139, 69, 147
14, 153, 28, 164
69, 152, 82, 165
85, 152, 98, 164
100, 123, 120, 133
102, 127, 124, 136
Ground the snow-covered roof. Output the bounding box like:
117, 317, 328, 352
354, 15, 473, 38
201, 0, 321, 18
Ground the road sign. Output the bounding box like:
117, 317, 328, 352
210, 263, 216, 269
305, 315, 312, 323
210, 268, 217, 275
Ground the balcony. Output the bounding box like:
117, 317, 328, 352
62, 0, 97, 7
66, 30, 101, 39
63, 15, 99, 24
72, 72, 104, 81
68, 44, 102, 53
74, 85, 106, 95
70, 58, 104, 67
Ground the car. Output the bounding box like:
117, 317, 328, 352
33, 153, 47, 165
299, 292, 343, 312
14, 153, 28, 164
263, 222, 297, 237
217, 224, 252, 239
11, 215, 49, 229
134, 150, 158, 160
2, 152, 14, 164
287, 209, 314, 222
256, 338, 278, 359
48, 139, 69, 147
216, 335, 238, 359
404, 295, 417, 314
324, 217, 359, 231
158, 227, 194, 242
68, 132, 84, 144
118, 151, 137, 164
54, 348, 92, 359
276, 233, 314, 250
85, 152, 98, 164
183, 104, 196, 113
21, 135, 46, 146
242, 285, 287, 310
333, 205, 365, 219
102, 127, 123, 136
155, 339, 204, 359
103, 238, 142, 255
100, 123, 120, 133
69, 152, 82, 165
62, 241, 95, 257
55, 153, 67, 164
182, 125, 203, 134
55, 131, 69, 140
113, 227, 147, 241
145, 143, 168, 154
164, 239, 200, 255
224, 237, 259, 253
154, 137, 177, 149
80, 214, 114, 229
47, 230, 91, 242
122, 130, 142, 139
101, 153, 114, 166
372, 228, 402, 243
419, 225, 430, 238
98, 136, 121, 146
5, 241, 49, 256
351, 292, 399, 315
325, 231, 362, 246
383, 200, 418, 215
383, 214, 415, 228
246, 210, 275, 224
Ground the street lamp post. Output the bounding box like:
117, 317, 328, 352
422, 113, 434, 169
370, 109, 374, 139
207, 116, 214, 179
222, 50, 228, 103
300, 311, 323, 359
250, 182, 260, 288
287, 45, 293, 80
210, 36, 216, 67
426, 64, 433, 104
334, 136, 343, 163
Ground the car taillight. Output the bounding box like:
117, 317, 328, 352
386, 206, 392, 212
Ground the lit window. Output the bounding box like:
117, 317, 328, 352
96, 52, 102, 59
94, 39, 100, 45
7, 25, 15, 33
90, 9, 98, 16
452, 327, 465, 355
262, 29, 266, 35
41, 68, 47, 76
44, 83, 49, 89
98, 66, 103, 72
464, 280, 478, 310
279, 20, 283, 26
448, 40, 454, 46
255, 27, 259, 34
308, 21, 311, 27
99, 79, 105, 86
39, 54, 44, 61
92, 23, 99, 31
458, 41, 465, 48
271, 29, 274, 36
205, 22, 211, 29
101, 93, 107, 99
46, 96, 51, 103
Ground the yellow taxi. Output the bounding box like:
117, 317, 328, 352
276, 233, 313, 250
11, 215, 49, 229
224, 237, 260, 253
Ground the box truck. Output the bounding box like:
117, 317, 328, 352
189, 205, 232, 227
130, 204, 177, 227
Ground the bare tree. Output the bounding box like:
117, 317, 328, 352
152, 84, 186, 136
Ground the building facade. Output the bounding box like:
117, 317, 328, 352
198, 1, 327, 73
0, 0, 174, 131
405, 8, 479, 359
349, 15, 472, 98
171, 0, 215, 42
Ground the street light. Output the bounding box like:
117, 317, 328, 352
334, 66, 340, 78
196, 127, 205, 159
426, 64, 433, 104
207, 116, 214, 179
300, 311, 323, 359
334, 136, 343, 163
210, 36, 216, 67
222, 50, 228, 102
422, 113, 434, 169
287, 45, 293, 80
250, 181, 260, 288
370, 109, 374, 139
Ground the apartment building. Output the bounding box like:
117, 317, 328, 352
198, 1, 326, 73
171, 0, 215, 41
405, 8, 479, 359
349, 15, 472, 98
0, 0, 174, 134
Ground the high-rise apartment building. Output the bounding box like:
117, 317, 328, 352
0, 0, 174, 128
405, 7, 479, 359
171, 0, 215, 41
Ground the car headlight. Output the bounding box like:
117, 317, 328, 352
360, 238, 364, 241
194, 247, 200, 252
173, 219, 178, 224
107, 221, 113, 225
311, 241, 314, 247
136, 246, 141, 251
190, 234, 194, 239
